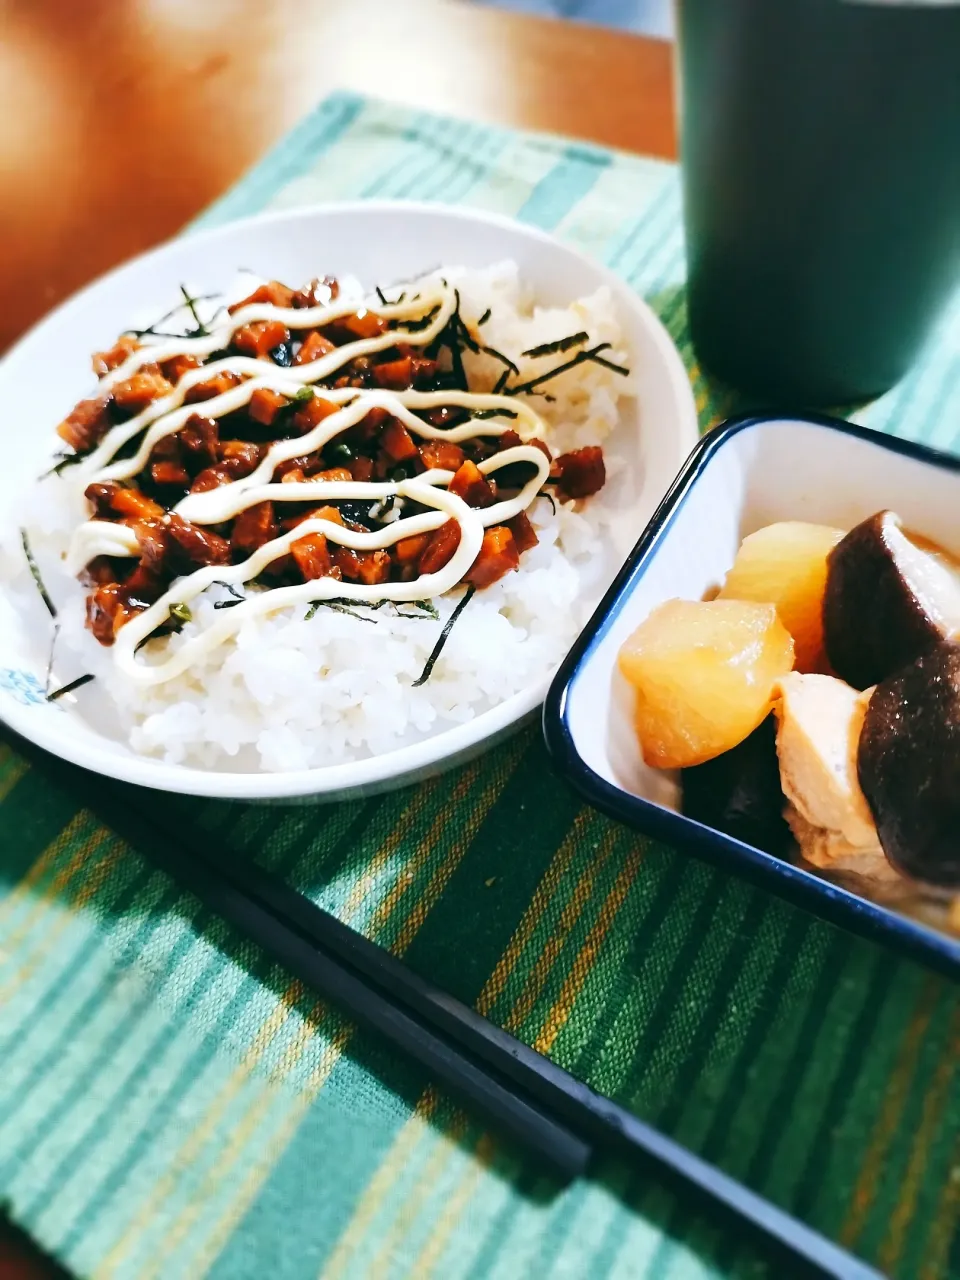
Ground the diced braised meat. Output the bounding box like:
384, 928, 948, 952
466, 527, 519, 588
354, 549, 391, 586
349, 456, 374, 482
166, 513, 231, 567
184, 370, 242, 404
82, 555, 123, 586
419, 520, 462, 575
323, 311, 388, 344
231, 502, 279, 557
84, 482, 121, 519
86, 583, 125, 645
232, 320, 291, 358
132, 519, 171, 571
160, 353, 202, 383
554, 446, 605, 501
291, 393, 341, 435
380, 419, 419, 464
92, 336, 140, 377
220, 440, 262, 471
248, 388, 288, 426
506, 511, 539, 554
179, 414, 220, 468
120, 560, 168, 610
151, 460, 190, 487
282, 504, 344, 533
85, 560, 167, 645
333, 546, 361, 580
84, 482, 164, 522
228, 281, 295, 313
448, 459, 495, 508
423, 406, 469, 430
372, 357, 415, 390
294, 331, 337, 365
419, 441, 465, 472
275, 454, 317, 481
189, 443, 261, 492
111, 369, 174, 416
395, 534, 430, 566
292, 277, 339, 308
291, 532, 333, 581
57, 394, 113, 452
258, 552, 297, 583
189, 465, 232, 493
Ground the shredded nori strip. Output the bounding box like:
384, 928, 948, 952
507, 343, 629, 396
20, 529, 56, 618
443, 291, 469, 392
538, 489, 557, 515
521, 331, 589, 359
46, 673, 95, 702
41, 450, 86, 479
478, 345, 518, 375
375, 286, 389, 306
407, 600, 440, 620
303, 596, 440, 625
180, 284, 209, 337
471, 408, 518, 421
433, 291, 518, 393
124, 292, 220, 340
401, 304, 442, 334
412, 586, 476, 687
453, 294, 519, 376
591, 353, 632, 376
213, 581, 246, 609
305, 598, 381, 624
477, 308, 492, 326
493, 369, 510, 395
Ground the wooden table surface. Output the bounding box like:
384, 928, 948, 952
1, 0, 675, 356
0, 2, 673, 1273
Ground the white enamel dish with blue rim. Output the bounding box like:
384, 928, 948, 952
544, 413, 960, 977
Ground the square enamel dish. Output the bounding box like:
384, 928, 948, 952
0, 201, 698, 802
544, 414, 960, 977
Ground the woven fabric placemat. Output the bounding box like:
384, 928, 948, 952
2, 91, 960, 1280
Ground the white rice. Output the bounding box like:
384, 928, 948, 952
4, 262, 634, 772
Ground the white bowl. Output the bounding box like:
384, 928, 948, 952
0, 201, 698, 802
546, 414, 960, 975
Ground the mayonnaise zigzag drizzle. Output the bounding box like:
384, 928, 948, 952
67, 278, 556, 687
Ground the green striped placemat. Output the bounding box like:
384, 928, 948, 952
2, 91, 960, 1280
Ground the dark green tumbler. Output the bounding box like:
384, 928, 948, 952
677, 0, 960, 405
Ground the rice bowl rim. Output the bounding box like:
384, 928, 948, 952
0, 200, 698, 801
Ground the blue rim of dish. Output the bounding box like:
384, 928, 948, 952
543, 412, 960, 980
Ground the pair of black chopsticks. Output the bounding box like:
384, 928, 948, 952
6, 731, 883, 1280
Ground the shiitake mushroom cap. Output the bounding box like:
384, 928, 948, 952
858, 640, 960, 887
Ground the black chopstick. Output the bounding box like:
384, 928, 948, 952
5, 731, 883, 1280
135, 819, 592, 1181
